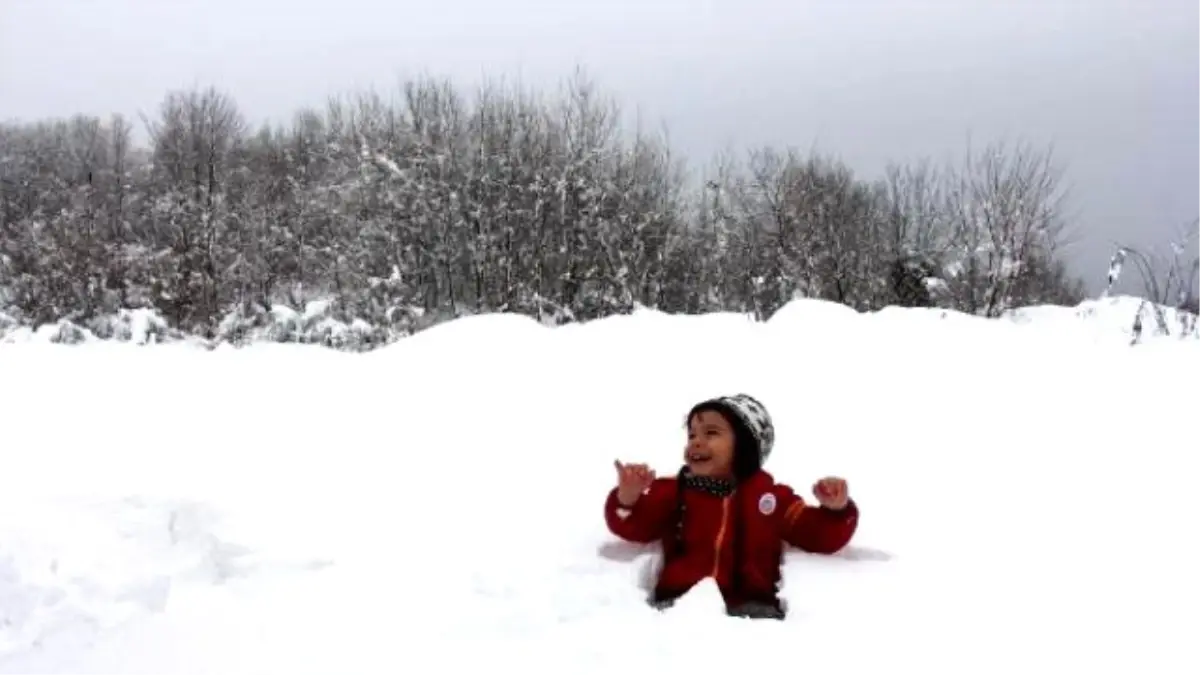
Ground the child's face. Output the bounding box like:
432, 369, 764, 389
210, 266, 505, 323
685, 410, 736, 478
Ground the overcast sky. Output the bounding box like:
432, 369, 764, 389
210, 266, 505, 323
2, 0, 1196, 295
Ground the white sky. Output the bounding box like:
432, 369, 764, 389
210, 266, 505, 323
2, 0, 1196, 294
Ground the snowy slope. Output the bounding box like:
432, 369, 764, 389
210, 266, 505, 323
0, 298, 1197, 674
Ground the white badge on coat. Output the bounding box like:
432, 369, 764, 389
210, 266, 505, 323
758, 492, 777, 516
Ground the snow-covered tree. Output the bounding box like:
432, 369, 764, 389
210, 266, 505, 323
0, 75, 1097, 348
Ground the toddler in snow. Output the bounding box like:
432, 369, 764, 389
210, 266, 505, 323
605, 394, 858, 620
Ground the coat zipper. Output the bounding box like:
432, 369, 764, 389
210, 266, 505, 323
711, 496, 731, 579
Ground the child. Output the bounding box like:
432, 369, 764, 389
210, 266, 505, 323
605, 393, 858, 620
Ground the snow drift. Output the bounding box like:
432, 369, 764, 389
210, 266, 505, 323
0, 297, 1196, 674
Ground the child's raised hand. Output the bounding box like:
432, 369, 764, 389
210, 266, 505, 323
813, 476, 850, 510
614, 460, 656, 507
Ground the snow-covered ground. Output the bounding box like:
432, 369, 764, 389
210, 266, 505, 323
1, 296, 1196, 674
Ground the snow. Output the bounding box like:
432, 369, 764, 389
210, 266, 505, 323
0, 296, 1197, 674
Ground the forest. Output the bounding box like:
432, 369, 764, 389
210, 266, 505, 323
3, 73, 1158, 349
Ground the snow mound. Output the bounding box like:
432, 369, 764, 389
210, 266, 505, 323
766, 297, 863, 329
399, 311, 548, 352
1005, 295, 1198, 343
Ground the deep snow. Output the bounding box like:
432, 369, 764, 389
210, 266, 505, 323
1, 296, 1197, 674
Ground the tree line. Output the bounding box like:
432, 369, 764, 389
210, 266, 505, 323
0, 73, 1094, 348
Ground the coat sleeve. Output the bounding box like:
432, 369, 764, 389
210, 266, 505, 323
775, 485, 859, 554
604, 478, 676, 544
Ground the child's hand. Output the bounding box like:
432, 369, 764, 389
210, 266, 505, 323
813, 477, 850, 510
614, 460, 656, 507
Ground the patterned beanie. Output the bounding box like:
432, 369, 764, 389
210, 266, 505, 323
695, 393, 775, 467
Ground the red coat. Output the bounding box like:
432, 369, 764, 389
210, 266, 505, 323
604, 469, 858, 611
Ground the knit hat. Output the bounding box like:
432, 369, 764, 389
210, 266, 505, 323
692, 393, 775, 467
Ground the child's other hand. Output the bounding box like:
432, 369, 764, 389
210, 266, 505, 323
813, 477, 850, 510
614, 460, 656, 507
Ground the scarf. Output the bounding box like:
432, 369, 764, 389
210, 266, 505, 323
681, 470, 736, 498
